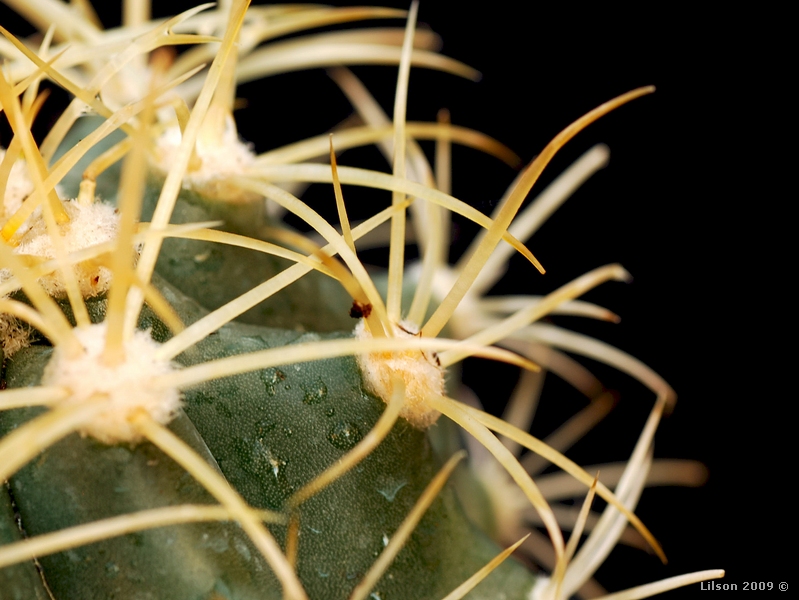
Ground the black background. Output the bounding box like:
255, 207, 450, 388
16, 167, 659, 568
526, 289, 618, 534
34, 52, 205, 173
0, 1, 789, 596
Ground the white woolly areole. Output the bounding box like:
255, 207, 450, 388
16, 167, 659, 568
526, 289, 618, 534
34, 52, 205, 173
41, 324, 180, 444
10, 200, 120, 297
0, 151, 34, 219
153, 114, 260, 203
528, 576, 551, 600
354, 319, 444, 429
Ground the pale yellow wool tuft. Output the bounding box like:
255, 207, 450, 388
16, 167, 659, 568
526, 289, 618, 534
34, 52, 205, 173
152, 113, 261, 203
0, 151, 35, 219
11, 199, 120, 297
354, 318, 444, 429
0, 313, 33, 357
1, 158, 120, 354
41, 323, 180, 444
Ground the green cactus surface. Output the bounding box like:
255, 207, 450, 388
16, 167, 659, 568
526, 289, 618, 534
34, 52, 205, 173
1, 275, 535, 598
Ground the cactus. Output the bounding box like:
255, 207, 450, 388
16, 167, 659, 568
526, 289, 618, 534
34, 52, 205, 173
0, 1, 723, 599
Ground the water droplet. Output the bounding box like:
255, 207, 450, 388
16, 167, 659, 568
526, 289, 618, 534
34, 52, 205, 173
214, 401, 233, 418
245, 438, 289, 489
328, 421, 362, 450
199, 532, 229, 554
260, 368, 285, 395
326, 407, 335, 417
370, 593, 382, 600
233, 538, 252, 561
250, 440, 294, 494
265, 449, 286, 479
377, 480, 407, 502
239, 336, 266, 350
302, 379, 328, 405
192, 390, 219, 405
317, 570, 330, 578
255, 417, 276, 435
175, 472, 197, 495
105, 562, 119, 576
297, 332, 321, 343
193, 247, 223, 271
382, 534, 389, 547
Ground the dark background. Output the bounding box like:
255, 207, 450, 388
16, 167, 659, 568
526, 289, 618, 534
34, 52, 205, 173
1, 1, 788, 596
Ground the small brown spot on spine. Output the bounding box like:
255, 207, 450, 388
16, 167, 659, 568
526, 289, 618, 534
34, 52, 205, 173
349, 300, 372, 319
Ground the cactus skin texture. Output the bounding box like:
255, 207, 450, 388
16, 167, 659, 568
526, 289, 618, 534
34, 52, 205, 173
0, 277, 534, 599
0, 1, 726, 599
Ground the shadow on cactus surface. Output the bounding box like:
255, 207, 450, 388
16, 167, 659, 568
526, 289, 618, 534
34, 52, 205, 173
0, 1, 725, 599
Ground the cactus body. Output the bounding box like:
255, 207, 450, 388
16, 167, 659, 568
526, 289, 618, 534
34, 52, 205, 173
0, 2, 725, 599
2, 272, 535, 599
